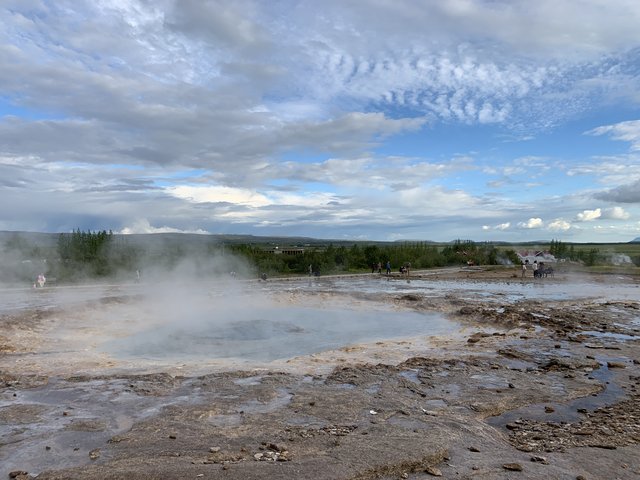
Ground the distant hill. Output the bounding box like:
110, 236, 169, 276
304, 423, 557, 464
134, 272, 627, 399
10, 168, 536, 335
0, 231, 362, 251
631, 237, 640, 243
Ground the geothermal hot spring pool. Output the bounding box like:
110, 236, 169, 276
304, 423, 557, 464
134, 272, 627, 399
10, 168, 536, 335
2, 278, 461, 374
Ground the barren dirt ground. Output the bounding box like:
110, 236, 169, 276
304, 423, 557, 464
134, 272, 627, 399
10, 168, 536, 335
1, 266, 639, 479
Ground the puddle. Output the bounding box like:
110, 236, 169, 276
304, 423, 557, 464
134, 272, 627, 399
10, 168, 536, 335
582, 331, 637, 341
487, 361, 625, 428
399, 370, 420, 384
237, 389, 292, 414
470, 373, 510, 390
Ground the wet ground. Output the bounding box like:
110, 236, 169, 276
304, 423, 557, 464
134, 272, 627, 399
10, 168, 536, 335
1, 266, 639, 479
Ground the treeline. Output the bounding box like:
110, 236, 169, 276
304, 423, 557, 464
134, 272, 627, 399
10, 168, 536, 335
231, 240, 515, 276
549, 239, 601, 266
56, 229, 141, 280
1, 231, 518, 284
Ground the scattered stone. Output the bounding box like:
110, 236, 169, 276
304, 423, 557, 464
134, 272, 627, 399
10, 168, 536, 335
545, 406, 555, 413
503, 463, 523, 471
424, 465, 442, 476
169, 434, 177, 439
9, 472, 28, 479
508, 383, 515, 389
607, 361, 626, 369
576, 476, 587, 480
530, 455, 548, 464
209, 446, 221, 453
89, 448, 100, 460
468, 446, 480, 452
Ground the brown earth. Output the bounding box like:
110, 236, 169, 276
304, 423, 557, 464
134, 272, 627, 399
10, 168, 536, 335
1, 266, 639, 479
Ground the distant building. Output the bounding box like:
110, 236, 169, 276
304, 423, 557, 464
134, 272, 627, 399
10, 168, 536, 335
264, 246, 305, 255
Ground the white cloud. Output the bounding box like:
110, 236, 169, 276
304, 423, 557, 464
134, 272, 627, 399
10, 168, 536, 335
548, 219, 571, 231
119, 219, 209, 235
576, 208, 602, 222
482, 222, 510, 231
166, 185, 270, 207
586, 120, 640, 151
518, 218, 543, 229
602, 206, 630, 220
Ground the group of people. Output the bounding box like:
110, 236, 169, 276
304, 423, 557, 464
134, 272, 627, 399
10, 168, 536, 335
521, 260, 552, 278
370, 261, 410, 277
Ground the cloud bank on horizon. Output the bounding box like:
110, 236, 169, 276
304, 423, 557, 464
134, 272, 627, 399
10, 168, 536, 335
1, 0, 640, 242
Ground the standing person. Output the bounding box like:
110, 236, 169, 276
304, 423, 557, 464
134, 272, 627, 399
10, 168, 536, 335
377, 262, 382, 274
385, 260, 391, 275
521, 261, 527, 278
404, 262, 411, 278
533, 261, 539, 278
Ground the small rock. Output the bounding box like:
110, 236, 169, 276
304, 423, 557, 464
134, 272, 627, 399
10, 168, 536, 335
576, 476, 587, 480
169, 434, 177, 439
469, 446, 480, 452
401, 473, 409, 479
545, 406, 555, 413
89, 448, 101, 460
254, 453, 264, 460
9, 472, 28, 479
503, 463, 523, 471
530, 455, 548, 464
424, 465, 442, 476
508, 383, 515, 389
209, 446, 221, 453
607, 361, 626, 369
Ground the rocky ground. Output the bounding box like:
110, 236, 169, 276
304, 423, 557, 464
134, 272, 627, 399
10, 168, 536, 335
1, 267, 639, 479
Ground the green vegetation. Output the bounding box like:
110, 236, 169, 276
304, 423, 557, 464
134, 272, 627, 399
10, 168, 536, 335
231, 239, 508, 276
1, 230, 638, 286
548, 239, 640, 267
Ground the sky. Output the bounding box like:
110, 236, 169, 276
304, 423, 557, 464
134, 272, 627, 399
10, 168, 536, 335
2, 0, 640, 243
